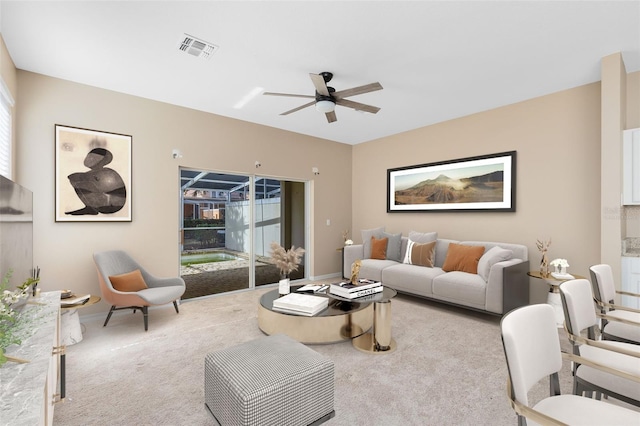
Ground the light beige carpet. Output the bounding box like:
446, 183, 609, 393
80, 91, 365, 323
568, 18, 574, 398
53, 284, 599, 425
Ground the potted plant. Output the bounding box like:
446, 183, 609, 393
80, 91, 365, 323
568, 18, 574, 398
269, 242, 305, 296
0, 270, 40, 366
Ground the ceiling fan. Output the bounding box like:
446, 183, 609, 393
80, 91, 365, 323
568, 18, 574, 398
263, 72, 383, 123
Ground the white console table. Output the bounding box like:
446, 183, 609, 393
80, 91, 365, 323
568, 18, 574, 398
0, 291, 63, 426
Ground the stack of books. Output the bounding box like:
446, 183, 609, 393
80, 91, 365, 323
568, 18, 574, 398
61, 293, 91, 307
329, 279, 383, 299
272, 293, 328, 316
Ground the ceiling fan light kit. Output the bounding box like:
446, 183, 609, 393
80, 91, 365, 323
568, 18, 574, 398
264, 71, 382, 123
315, 99, 335, 113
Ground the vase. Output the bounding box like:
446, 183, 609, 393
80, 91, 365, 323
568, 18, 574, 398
540, 254, 549, 277
279, 278, 290, 296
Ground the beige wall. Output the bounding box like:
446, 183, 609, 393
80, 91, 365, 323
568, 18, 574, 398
15, 71, 352, 315
624, 72, 640, 237
352, 82, 604, 303
628, 72, 640, 129
600, 53, 625, 287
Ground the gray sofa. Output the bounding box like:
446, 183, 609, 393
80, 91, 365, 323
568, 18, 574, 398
343, 234, 529, 315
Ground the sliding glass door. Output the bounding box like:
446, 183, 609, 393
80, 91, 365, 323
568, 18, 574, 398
179, 168, 306, 299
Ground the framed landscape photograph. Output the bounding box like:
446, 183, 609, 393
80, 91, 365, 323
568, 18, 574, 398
55, 125, 132, 222
387, 151, 516, 213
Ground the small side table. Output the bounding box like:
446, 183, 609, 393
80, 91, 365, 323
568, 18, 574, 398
527, 271, 585, 327
352, 287, 398, 354
60, 294, 101, 346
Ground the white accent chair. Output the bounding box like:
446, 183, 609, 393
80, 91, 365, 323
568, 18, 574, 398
559, 279, 640, 407
93, 250, 185, 331
501, 304, 640, 426
589, 264, 640, 344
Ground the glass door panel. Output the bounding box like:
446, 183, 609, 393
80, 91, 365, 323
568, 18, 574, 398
255, 178, 306, 284
254, 177, 282, 286
180, 169, 251, 299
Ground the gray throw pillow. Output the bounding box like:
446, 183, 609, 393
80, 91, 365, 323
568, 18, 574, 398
477, 246, 513, 281
408, 230, 438, 243
361, 226, 385, 258
383, 232, 402, 262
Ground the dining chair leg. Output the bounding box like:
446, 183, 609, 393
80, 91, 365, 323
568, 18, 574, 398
173, 300, 180, 314
142, 306, 149, 331
103, 306, 116, 327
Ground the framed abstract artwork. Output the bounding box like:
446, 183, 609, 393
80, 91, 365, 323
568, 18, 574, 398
55, 125, 132, 222
387, 151, 516, 213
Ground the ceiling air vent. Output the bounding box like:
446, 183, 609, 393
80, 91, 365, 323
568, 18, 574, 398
178, 34, 218, 60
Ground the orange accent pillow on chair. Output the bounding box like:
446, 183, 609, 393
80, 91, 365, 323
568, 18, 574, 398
109, 269, 148, 292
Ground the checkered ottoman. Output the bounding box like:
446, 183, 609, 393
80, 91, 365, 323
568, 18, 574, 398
204, 334, 335, 426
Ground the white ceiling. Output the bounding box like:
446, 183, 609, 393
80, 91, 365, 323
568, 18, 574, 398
1, 1, 639, 145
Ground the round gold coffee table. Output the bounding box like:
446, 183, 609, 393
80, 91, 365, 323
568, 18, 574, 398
258, 286, 374, 344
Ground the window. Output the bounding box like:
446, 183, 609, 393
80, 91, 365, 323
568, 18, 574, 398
0, 78, 14, 178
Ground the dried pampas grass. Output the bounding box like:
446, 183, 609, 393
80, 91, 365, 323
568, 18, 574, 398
269, 241, 305, 277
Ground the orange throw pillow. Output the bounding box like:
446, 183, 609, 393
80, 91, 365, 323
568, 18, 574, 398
370, 236, 388, 260
442, 243, 485, 274
109, 269, 148, 292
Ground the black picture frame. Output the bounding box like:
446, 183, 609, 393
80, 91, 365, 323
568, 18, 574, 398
387, 151, 516, 213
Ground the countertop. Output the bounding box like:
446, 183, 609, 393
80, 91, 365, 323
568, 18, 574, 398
0, 291, 60, 426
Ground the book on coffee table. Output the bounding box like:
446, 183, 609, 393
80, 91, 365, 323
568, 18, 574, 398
330, 284, 383, 299
329, 279, 382, 298
272, 293, 328, 316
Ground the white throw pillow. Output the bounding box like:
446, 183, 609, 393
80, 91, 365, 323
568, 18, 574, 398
477, 246, 513, 281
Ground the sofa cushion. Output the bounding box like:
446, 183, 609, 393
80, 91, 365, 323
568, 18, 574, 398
383, 232, 402, 262
442, 243, 485, 274
370, 236, 388, 260
359, 259, 397, 282
432, 271, 487, 307
382, 264, 444, 296
361, 226, 385, 258
403, 240, 436, 267
477, 246, 513, 281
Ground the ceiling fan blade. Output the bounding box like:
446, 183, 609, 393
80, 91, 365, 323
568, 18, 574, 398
309, 73, 330, 96
335, 98, 380, 114
325, 111, 337, 123
263, 92, 315, 99
333, 82, 383, 99
280, 100, 315, 116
